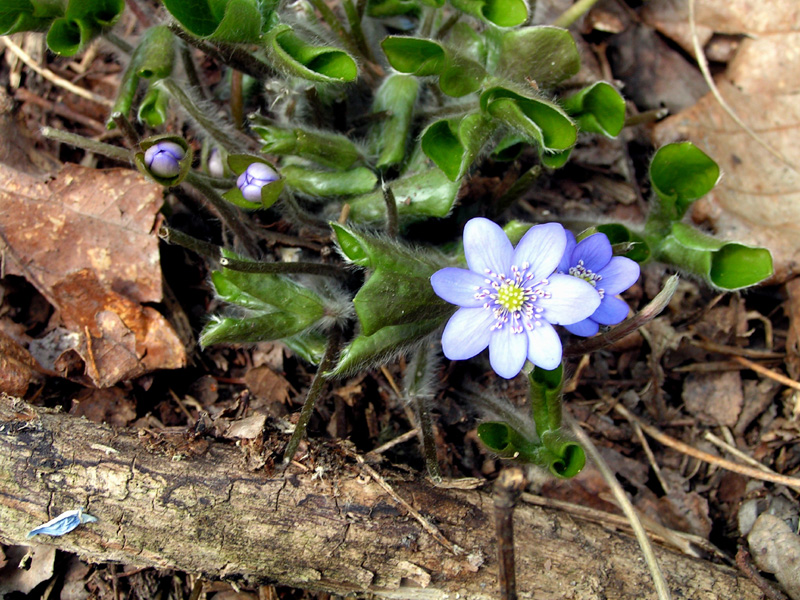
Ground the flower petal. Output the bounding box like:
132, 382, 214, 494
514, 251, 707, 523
489, 326, 528, 379
441, 307, 493, 360
538, 274, 601, 325
525, 321, 562, 370
592, 295, 630, 325
598, 256, 640, 295
564, 318, 599, 337
513, 223, 566, 281
557, 230, 577, 273
431, 268, 487, 308
463, 218, 513, 278
573, 233, 612, 273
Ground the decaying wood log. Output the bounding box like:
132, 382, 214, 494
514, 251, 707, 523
0, 395, 761, 599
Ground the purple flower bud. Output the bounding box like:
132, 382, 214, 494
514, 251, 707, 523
237, 162, 279, 203
144, 141, 185, 178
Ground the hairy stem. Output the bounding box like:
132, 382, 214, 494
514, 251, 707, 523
282, 329, 342, 464
183, 171, 261, 257
41, 127, 131, 163
219, 256, 348, 278
158, 224, 222, 261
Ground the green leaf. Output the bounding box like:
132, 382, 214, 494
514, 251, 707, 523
444, 22, 486, 65
482, 87, 577, 157
654, 222, 773, 290
281, 165, 377, 198
161, 0, 263, 43
438, 54, 485, 97
449, 0, 527, 27
476, 422, 585, 478
251, 121, 362, 170
283, 330, 327, 365
0, 0, 63, 36
200, 311, 316, 346
366, 0, 419, 17
595, 223, 651, 263
109, 25, 175, 123
562, 81, 625, 138
650, 142, 720, 220
137, 85, 169, 127
331, 222, 442, 273
495, 26, 580, 87
370, 74, 419, 169
266, 24, 357, 82
347, 167, 462, 224
354, 270, 453, 336
45, 0, 123, 56
330, 319, 442, 376
381, 36, 447, 76
491, 134, 526, 162
421, 113, 496, 181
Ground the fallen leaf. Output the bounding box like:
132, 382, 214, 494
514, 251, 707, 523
0, 163, 164, 304
224, 413, 267, 440
70, 387, 137, 427
52, 269, 185, 387
651, 1, 800, 282
748, 514, 800, 600
0, 545, 55, 595
682, 370, 743, 427
244, 366, 294, 404
0, 329, 41, 396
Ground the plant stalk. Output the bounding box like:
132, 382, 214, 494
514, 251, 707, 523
219, 256, 349, 278
41, 127, 131, 163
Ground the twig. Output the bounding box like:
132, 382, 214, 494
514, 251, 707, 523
14, 87, 106, 133
688, 0, 798, 174
631, 417, 671, 494
1, 37, 114, 108
613, 403, 800, 491
564, 275, 679, 357
565, 413, 672, 600
282, 330, 341, 464
367, 428, 420, 456
732, 355, 800, 393
690, 340, 783, 360
735, 546, 789, 600
345, 448, 460, 555
704, 431, 779, 475
494, 468, 526, 600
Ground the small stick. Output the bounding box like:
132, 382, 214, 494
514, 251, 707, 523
614, 403, 800, 491
15, 87, 105, 133
704, 431, 780, 475
566, 412, 672, 600
690, 340, 783, 360
618, 407, 671, 494
367, 428, 420, 456
494, 467, 526, 600
282, 330, 341, 464
2, 37, 114, 108
732, 355, 800, 392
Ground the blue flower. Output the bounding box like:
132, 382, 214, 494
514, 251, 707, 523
237, 162, 279, 203
27, 508, 98, 538
144, 141, 185, 178
557, 231, 640, 337
430, 218, 601, 379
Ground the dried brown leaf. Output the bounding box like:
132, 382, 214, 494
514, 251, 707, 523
652, 1, 800, 283
52, 269, 185, 387
244, 366, 294, 404
0, 329, 41, 396
0, 163, 163, 304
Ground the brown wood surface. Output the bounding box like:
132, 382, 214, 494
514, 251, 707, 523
0, 395, 761, 599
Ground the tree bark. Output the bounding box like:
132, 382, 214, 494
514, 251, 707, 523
0, 395, 760, 599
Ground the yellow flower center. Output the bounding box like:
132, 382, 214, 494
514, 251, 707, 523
496, 283, 525, 313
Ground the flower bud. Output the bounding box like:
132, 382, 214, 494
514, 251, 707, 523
144, 141, 185, 178
237, 162, 279, 203
208, 148, 225, 178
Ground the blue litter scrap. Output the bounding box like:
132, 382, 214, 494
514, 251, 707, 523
26, 508, 98, 538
